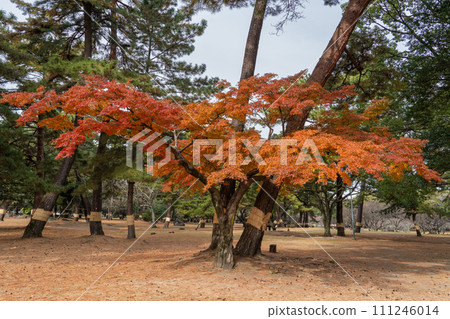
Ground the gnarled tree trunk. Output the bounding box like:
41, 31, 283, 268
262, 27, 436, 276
213, 211, 235, 269
207, 216, 220, 250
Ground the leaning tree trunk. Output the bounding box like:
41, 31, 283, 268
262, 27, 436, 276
235, 180, 278, 256
286, 0, 373, 132
0, 200, 9, 221
355, 180, 365, 233
126, 181, 136, 239
23, 153, 77, 238
336, 175, 345, 236
235, 0, 372, 255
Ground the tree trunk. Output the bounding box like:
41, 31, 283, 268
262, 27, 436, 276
212, 0, 269, 252
164, 197, 173, 228
213, 211, 235, 270
89, 132, 108, 236
80, 194, 91, 222
23, 152, 77, 238
0, 200, 9, 221
323, 209, 332, 237
240, 0, 268, 80
73, 202, 80, 221
275, 205, 284, 227
237, 0, 371, 253
231, 0, 268, 130
235, 180, 278, 256
286, 0, 373, 132
83, 1, 93, 58
412, 213, 422, 237
33, 117, 44, 212
90, 182, 104, 235
126, 181, 136, 239
355, 180, 365, 233
208, 182, 235, 249
336, 175, 345, 236
109, 0, 118, 61
150, 206, 156, 226
208, 217, 220, 250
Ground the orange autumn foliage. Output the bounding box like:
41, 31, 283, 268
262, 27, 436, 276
1, 73, 440, 191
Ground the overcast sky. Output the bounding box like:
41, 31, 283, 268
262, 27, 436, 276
3, 0, 343, 85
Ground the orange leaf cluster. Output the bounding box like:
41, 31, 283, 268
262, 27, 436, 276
2, 73, 440, 188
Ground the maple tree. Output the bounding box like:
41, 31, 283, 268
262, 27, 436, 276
3, 71, 440, 268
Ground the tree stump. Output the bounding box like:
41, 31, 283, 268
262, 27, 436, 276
269, 244, 277, 253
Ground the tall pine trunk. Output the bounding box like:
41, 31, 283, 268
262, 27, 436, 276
336, 175, 345, 236
89, 132, 107, 236
83, 1, 93, 58
33, 117, 44, 213
109, 0, 118, 61
76, 169, 91, 222
212, 0, 268, 251
126, 181, 136, 239
355, 180, 365, 232
240, 0, 268, 80
235, 0, 372, 256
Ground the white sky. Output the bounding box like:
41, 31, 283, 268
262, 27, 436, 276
3, 0, 343, 85
185, 2, 342, 84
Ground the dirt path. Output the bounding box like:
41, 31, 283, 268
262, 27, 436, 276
0, 218, 449, 300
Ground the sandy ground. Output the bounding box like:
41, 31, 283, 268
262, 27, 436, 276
0, 217, 449, 301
